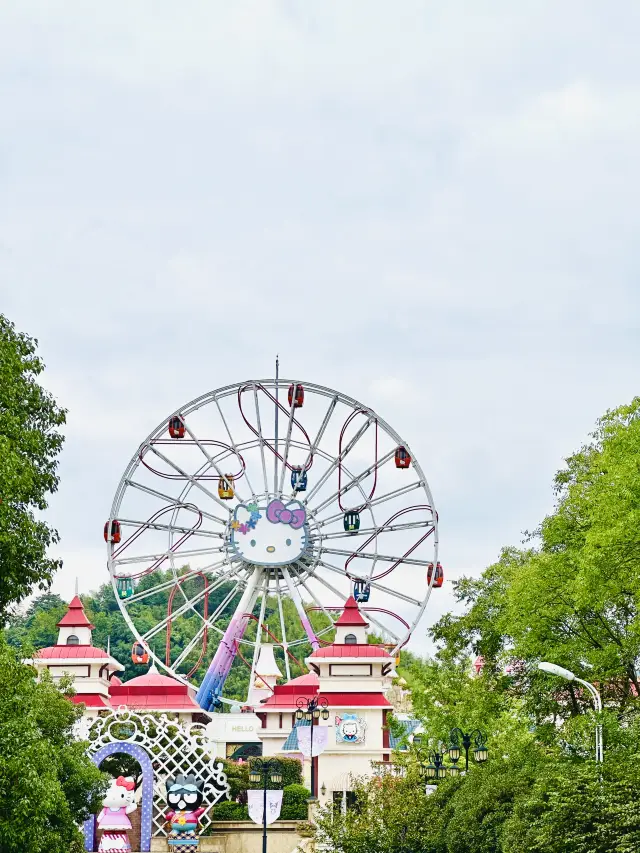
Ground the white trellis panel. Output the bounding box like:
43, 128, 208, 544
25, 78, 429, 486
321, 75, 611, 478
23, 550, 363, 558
80, 706, 230, 837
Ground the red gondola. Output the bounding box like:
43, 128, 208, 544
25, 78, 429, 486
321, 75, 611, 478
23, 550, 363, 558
104, 520, 122, 544
131, 642, 149, 665
168, 415, 185, 439
288, 384, 304, 408
394, 446, 411, 469
427, 562, 444, 588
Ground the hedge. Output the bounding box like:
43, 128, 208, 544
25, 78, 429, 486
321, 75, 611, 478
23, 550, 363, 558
211, 778, 311, 821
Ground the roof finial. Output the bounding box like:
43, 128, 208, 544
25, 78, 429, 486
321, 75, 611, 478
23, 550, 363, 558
75, 577, 79, 596
107, 635, 111, 655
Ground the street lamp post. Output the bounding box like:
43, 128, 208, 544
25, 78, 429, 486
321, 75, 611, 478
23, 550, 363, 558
419, 747, 462, 781
448, 728, 489, 772
249, 758, 283, 853
537, 662, 603, 763
296, 696, 329, 798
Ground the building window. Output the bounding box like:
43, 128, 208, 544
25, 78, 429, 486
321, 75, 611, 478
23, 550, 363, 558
344, 633, 357, 645
226, 743, 262, 760
66, 635, 79, 645
333, 791, 359, 813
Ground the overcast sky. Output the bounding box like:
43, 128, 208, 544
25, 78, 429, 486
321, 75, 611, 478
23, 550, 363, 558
2, 2, 639, 654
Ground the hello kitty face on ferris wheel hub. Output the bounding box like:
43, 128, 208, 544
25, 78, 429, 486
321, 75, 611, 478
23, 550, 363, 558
230, 499, 309, 566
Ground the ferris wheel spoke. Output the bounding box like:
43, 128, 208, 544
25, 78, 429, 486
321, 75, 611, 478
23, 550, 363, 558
275, 582, 291, 682
302, 416, 374, 506
148, 445, 234, 513
319, 520, 433, 540
120, 564, 228, 605
117, 518, 224, 538
318, 560, 422, 607
215, 396, 259, 498
248, 575, 269, 698
323, 547, 432, 567
310, 570, 398, 640
317, 482, 426, 527
312, 448, 396, 516
299, 578, 338, 633
142, 584, 211, 642
171, 581, 241, 670
113, 546, 225, 567
277, 387, 298, 495
182, 419, 248, 504
286, 395, 337, 503
253, 383, 270, 496
125, 480, 227, 525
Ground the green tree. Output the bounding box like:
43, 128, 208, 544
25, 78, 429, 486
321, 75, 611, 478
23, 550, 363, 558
0, 636, 106, 853
432, 398, 640, 725
0, 315, 66, 620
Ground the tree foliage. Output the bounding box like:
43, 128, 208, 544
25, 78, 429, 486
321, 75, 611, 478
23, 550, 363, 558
0, 315, 66, 620
431, 398, 640, 724
0, 636, 106, 853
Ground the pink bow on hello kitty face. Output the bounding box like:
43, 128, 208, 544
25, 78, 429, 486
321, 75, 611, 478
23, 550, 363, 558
265, 499, 306, 529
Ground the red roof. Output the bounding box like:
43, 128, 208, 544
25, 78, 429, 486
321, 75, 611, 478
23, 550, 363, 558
56, 596, 95, 629
288, 672, 320, 690
334, 596, 368, 627
110, 691, 200, 711
309, 644, 391, 659
110, 667, 200, 711
37, 645, 109, 660
259, 673, 319, 708
70, 693, 111, 708
261, 689, 391, 709
325, 693, 392, 708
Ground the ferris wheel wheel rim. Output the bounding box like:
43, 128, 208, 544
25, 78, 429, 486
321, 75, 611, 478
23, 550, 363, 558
105, 377, 439, 675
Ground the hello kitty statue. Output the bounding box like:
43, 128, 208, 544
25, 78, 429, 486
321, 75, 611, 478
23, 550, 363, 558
96, 776, 137, 853
230, 499, 308, 566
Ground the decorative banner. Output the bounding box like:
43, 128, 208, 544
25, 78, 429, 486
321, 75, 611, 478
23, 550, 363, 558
335, 714, 367, 744
297, 725, 328, 758
247, 790, 283, 826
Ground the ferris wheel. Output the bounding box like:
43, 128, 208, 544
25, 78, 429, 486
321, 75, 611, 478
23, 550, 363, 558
105, 378, 441, 711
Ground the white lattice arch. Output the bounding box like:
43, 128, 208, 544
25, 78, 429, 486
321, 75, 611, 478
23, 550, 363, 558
81, 706, 230, 838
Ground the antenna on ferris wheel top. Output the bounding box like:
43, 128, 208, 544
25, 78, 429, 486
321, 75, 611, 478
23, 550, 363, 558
274, 354, 279, 495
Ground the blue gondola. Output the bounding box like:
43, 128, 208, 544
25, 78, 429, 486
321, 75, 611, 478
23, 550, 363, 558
354, 580, 370, 603
291, 467, 308, 491
343, 510, 360, 532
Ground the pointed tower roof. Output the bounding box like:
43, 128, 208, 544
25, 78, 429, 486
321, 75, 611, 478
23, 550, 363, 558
334, 595, 368, 627
56, 596, 95, 629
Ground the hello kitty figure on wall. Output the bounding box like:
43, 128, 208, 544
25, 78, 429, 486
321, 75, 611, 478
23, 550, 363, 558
230, 499, 308, 566
96, 776, 137, 852
335, 714, 367, 744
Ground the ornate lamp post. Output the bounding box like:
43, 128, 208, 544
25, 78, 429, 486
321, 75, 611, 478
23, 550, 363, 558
296, 696, 329, 797
448, 728, 489, 772
416, 743, 462, 781
249, 758, 283, 853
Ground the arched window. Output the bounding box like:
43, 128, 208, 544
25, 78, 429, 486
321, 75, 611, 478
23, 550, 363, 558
344, 633, 357, 645
66, 634, 80, 645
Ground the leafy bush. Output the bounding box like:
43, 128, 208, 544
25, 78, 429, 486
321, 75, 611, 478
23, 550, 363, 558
280, 804, 309, 820
211, 801, 249, 821
283, 783, 311, 806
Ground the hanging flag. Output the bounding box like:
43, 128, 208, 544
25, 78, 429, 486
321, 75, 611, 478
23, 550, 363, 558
297, 725, 328, 757
247, 790, 283, 826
